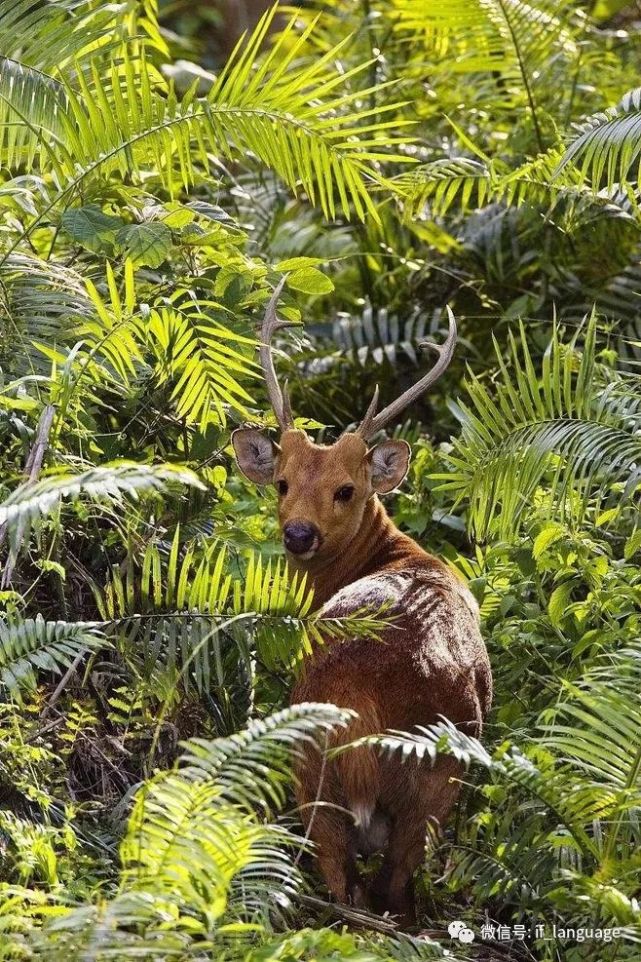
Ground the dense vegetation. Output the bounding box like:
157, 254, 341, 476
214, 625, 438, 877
1, 0, 641, 959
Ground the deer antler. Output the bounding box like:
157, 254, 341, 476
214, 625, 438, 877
258, 275, 294, 432
355, 307, 457, 440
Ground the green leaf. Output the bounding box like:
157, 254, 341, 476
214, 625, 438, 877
533, 522, 565, 560
61, 204, 124, 253
114, 222, 173, 267
275, 256, 327, 271
624, 529, 641, 560
548, 582, 574, 628
591, 0, 630, 21
287, 267, 334, 295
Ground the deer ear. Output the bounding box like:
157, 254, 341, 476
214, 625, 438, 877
232, 428, 279, 485
367, 439, 410, 494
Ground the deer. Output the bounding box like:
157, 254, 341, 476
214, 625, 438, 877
232, 279, 492, 925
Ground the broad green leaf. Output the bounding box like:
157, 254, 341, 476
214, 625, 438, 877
61, 204, 124, 252
115, 222, 173, 267
275, 256, 327, 271
533, 522, 565, 560
287, 267, 334, 295
624, 529, 641, 560
548, 582, 574, 628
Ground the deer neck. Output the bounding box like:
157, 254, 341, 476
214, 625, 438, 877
288, 496, 423, 610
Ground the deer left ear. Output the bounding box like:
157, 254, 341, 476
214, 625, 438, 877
367, 439, 411, 494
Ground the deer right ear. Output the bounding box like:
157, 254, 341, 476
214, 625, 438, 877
232, 428, 280, 485
367, 439, 411, 494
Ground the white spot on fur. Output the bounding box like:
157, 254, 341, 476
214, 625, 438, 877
457, 581, 480, 619
352, 803, 373, 829
321, 572, 411, 618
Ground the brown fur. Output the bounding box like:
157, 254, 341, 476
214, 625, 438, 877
233, 427, 492, 924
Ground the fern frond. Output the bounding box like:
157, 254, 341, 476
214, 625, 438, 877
558, 87, 641, 192
181, 702, 353, 813
447, 797, 570, 906
30, 890, 196, 958
369, 650, 641, 900
440, 314, 641, 538
120, 704, 351, 925
541, 658, 641, 857
122, 775, 277, 919
364, 722, 596, 857
352, 716, 493, 768
0, 255, 93, 376
0, 463, 204, 553
0, 615, 103, 695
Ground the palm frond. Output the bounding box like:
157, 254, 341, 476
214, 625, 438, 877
0, 59, 67, 172
561, 250, 641, 337
391, 0, 576, 70
0, 255, 93, 377
327, 303, 442, 367
97, 536, 388, 692
0, 2, 159, 169
396, 147, 595, 223
390, 0, 578, 147
397, 158, 493, 220
0, 1, 114, 72
143, 307, 257, 428
97, 534, 235, 693
3, 7, 412, 230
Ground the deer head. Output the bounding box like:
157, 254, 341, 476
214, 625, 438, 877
232, 279, 457, 563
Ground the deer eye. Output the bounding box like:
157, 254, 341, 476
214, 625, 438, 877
277, 479, 288, 496
334, 485, 354, 503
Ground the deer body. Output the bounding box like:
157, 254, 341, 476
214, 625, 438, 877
232, 285, 492, 924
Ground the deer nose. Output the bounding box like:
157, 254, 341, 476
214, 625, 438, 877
283, 520, 320, 556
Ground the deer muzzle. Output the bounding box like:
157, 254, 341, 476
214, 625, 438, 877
283, 520, 321, 558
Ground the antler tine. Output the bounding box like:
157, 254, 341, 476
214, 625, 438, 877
355, 384, 380, 439
356, 308, 457, 441
259, 275, 294, 432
